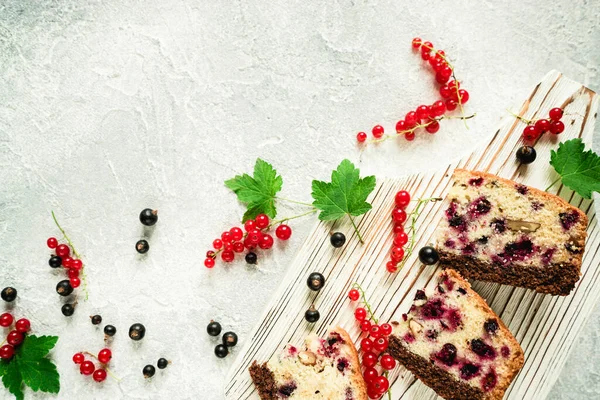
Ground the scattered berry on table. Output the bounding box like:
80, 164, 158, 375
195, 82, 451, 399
15, 318, 30, 333
307, 272, 325, 291
56, 280, 73, 296
1, 287, 17, 302
516, 146, 537, 164
91, 315, 102, 325
0, 313, 13, 327
330, 232, 346, 248
0, 345, 15, 360
207, 321, 222, 337
93, 369, 107, 382
143, 364, 156, 378
418, 246, 440, 265
61, 304, 75, 317
245, 252, 257, 264
49, 255, 62, 268
98, 348, 112, 364
348, 289, 360, 301
104, 325, 117, 337
304, 306, 320, 323
157, 358, 169, 369
222, 331, 238, 347
80, 360, 95, 375
372, 125, 385, 139
356, 132, 367, 143
139, 209, 158, 226
73, 352, 84, 364
275, 224, 292, 240
136, 239, 149, 254
129, 323, 146, 341
214, 344, 228, 358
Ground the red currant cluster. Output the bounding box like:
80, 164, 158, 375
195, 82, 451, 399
0, 313, 31, 360
348, 288, 395, 399
356, 38, 470, 144
204, 214, 292, 268
47, 236, 83, 290
522, 107, 565, 141
72, 348, 111, 382
386, 190, 411, 273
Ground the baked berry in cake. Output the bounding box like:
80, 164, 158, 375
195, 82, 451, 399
388, 269, 524, 400
249, 327, 367, 399
437, 169, 587, 295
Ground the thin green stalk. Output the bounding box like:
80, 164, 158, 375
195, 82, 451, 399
507, 108, 534, 125
275, 197, 315, 208
383, 371, 392, 400
545, 177, 561, 192
351, 283, 378, 323
268, 209, 317, 228
370, 114, 476, 144
348, 215, 364, 244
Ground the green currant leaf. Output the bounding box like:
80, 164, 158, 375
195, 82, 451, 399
225, 158, 283, 222
17, 336, 57, 360
1, 361, 24, 400
549, 138, 600, 199
16, 358, 59, 394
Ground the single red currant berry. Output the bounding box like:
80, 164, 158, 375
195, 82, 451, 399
98, 348, 112, 364
380, 323, 393, 336
229, 227, 243, 241
206, 250, 215, 258
426, 120, 440, 134
448, 80, 460, 90
80, 360, 95, 375
550, 120, 565, 134
373, 336, 388, 352
255, 214, 270, 229
373, 376, 390, 394
244, 220, 256, 231
372, 125, 384, 138
233, 241, 245, 253
391, 246, 405, 262
416, 105, 430, 121
457, 89, 470, 103
363, 367, 379, 383
212, 239, 223, 250
221, 231, 233, 243
405, 131, 415, 141
68, 269, 79, 279
7, 330, 23, 346
354, 307, 367, 321
405, 111, 418, 127
411, 37, 422, 49
15, 318, 30, 333
362, 351, 378, 368
549, 107, 564, 120
534, 119, 550, 133
360, 319, 372, 332
435, 50, 446, 59
348, 289, 360, 301
445, 99, 458, 111
275, 225, 292, 240
439, 66, 452, 80
56, 244, 70, 257
259, 234, 274, 250
393, 224, 404, 234
386, 261, 398, 273
431, 100, 446, 117
248, 229, 262, 244
0, 345, 14, 360
47, 237, 58, 249
70, 277, 81, 288
429, 57, 442, 71
523, 125, 541, 141
421, 50, 431, 60
394, 232, 409, 246
361, 338, 373, 352
367, 385, 381, 399
435, 71, 450, 84
73, 352, 84, 364
440, 85, 451, 98
380, 354, 396, 370
395, 190, 411, 208
357, 131, 367, 143
0, 313, 13, 327
369, 324, 381, 339
93, 369, 107, 382
421, 41, 433, 52
204, 257, 215, 268
62, 256, 73, 268
223, 242, 233, 252
71, 259, 83, 271
391, 208, 407, 224
244, 237, 257, 250
395, 120, 407, 134
221, 251, 235, 263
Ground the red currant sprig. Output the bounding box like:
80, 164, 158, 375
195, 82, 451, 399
510, 107, 566, 142
0, 315, 31, 361
73, 350, 119, 382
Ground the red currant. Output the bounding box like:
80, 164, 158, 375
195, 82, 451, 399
357, 131, 367, 143
247, 229, 262, 244
7, 330, 23, 346
363, 367, 379, 383
255, 214, 270, 229
549, 107, 563, 120
73, 353, 84, 364
411, 37, 422, 49
71, 259, 83, 271
259, 234, 274, 249
93, 369, 107, 382
372, 375, 390, 394
386, 261, 398, 273
220, 231, 232, 243
354, 307, 367, 321
391, 247, 405, 262
435, 50, 446, 59
68, 270, 79, 282
372, 125, 384, 138
373, 336, 388, 352
348, 289, 360, 301
435, 71, 450, 84
391, 208, 407, 224
275, 225, 292, 240
0, 345, 14, 360
244, 237, 257, 249
80, 360, 95, 375
416, 105, 430, 121
15, 318, 30, 333
380, 354, 396, 370
448, 80, 460, 90
523, 125, 541, 141
233, 241, 245, 253
393, 224, 404, 234
395, 120, 407, 134
380, 323, 392, 336
367, 386, 381, 399
550, 120, 565, 134
230, 227, 243, 241
429, 57, 442, 72
440, 85, 451, 98
431, 100, 446, 117
421, 41, 433, 52
369, 324, 381, 339
47, 237, 58, 249
405, 131, 415, 141
62, 256, 73, 268
405, 111, 418, 127
457, 89, 469, 103
221, 251, 235, 263
445, 99, 458, 111
395, 190, 410, 208
360, 319, 372, 332
98, 348, 112, 364
534, 119, 550, 133
224, 242, 234, 252
206, 250, 216, 258
362, 351, 378, 368
394, 232, 409, 246
0, 313, 13, 327
56, 244, 70, 257
244, 220, 256, 231
69, 277, 81, 288
204, 258, 215, 268
212, 239, 223, 250
426, 120, 440, 134
360, 338, 373, 352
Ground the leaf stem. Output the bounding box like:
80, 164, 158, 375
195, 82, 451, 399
348, 215, 364, 244
351, 283, 378, 324
268, 209, 317, 228
545, 177, 561, 192
275, 197, 315, 208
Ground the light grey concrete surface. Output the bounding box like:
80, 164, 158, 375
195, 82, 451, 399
0, 0, 598, 399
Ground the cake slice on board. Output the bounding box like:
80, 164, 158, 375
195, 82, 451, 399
436, 169, 588, 295
389, 269, 524, 400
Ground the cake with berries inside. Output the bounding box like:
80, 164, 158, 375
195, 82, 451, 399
437, 169, 587, 295
388, 269, 524, 400
249, 327, 367, 399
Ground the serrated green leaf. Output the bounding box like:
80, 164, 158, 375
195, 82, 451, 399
1, 361, 23, 400
549, 138, 600, 199
0, 360, 8, 377
16, 357, 59, 394
18, 336, 57, 360
225, 158, 283, 222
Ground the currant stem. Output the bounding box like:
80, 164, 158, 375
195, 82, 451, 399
351, 283, 378, 324
268, 209, 317, 228
82, 351, 122, 381
396, 198, 442, 270
51, 211, 89, 301
545, 177, 561, 192
275, 197, 316, 208
383, 371, 392, 400
348, 215, 365, 244
370, 114, 476, 144
507, 109, 534, 125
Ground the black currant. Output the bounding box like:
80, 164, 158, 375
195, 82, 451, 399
222, 331, 238, 347
56, 280, 73, 297
136, 239, 149, 254
207, 321, 222, 337
307, 272, 325, 291
139, 209, 158, 226
49, 256, 62, 268
129, 323, 146, 341
305, 305, 320, 323
418, 246, 440, 265
90, 315, 102, 325
143, 364, 156, 378
104, 325, 117, 337
516, 146, 537, 164
245, 252, 257, 264
330, 232, 346, 248
1, 287, 17, 302
214, 344, 228, 358
61, 303, 75, 316
157, 358, 169, 369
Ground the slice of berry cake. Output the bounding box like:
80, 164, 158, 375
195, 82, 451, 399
437, 169, 587, 295
388, 269, 524, 400
249, 327, 367, 400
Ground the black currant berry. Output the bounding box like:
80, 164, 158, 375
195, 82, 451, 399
157, 358, 169, 369
418, 246, 440, 265
104, 325, 117, 337
143, 364, 156, 378
516, 146, 537, 164
207, 321, 222, 337
1, 287, 17, 302
90, 315, 102, 325
305, 305, 320, 323
129, 323, 146, 341
139, 209, 158, 226
214, 344, 228, 358
307, 272, 325, 291
61, 304, 75, 317
49, 256, 62, 268
245, 252, 257, 264
330, 232, 346, 248
56, 280, 73, 297
222, 332, 238, 347
136, 240, 149, 254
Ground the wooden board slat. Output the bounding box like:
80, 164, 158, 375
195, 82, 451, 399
225, 70, 599, 400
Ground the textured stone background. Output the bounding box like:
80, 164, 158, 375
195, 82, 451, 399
0, 0, 598, 399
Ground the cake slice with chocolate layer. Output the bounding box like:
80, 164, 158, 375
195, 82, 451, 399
389, 269, 524, 400
249, 327, 367, 399
437, 169, 587, 295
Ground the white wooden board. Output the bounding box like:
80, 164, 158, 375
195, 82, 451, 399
225, 70, 599, 400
